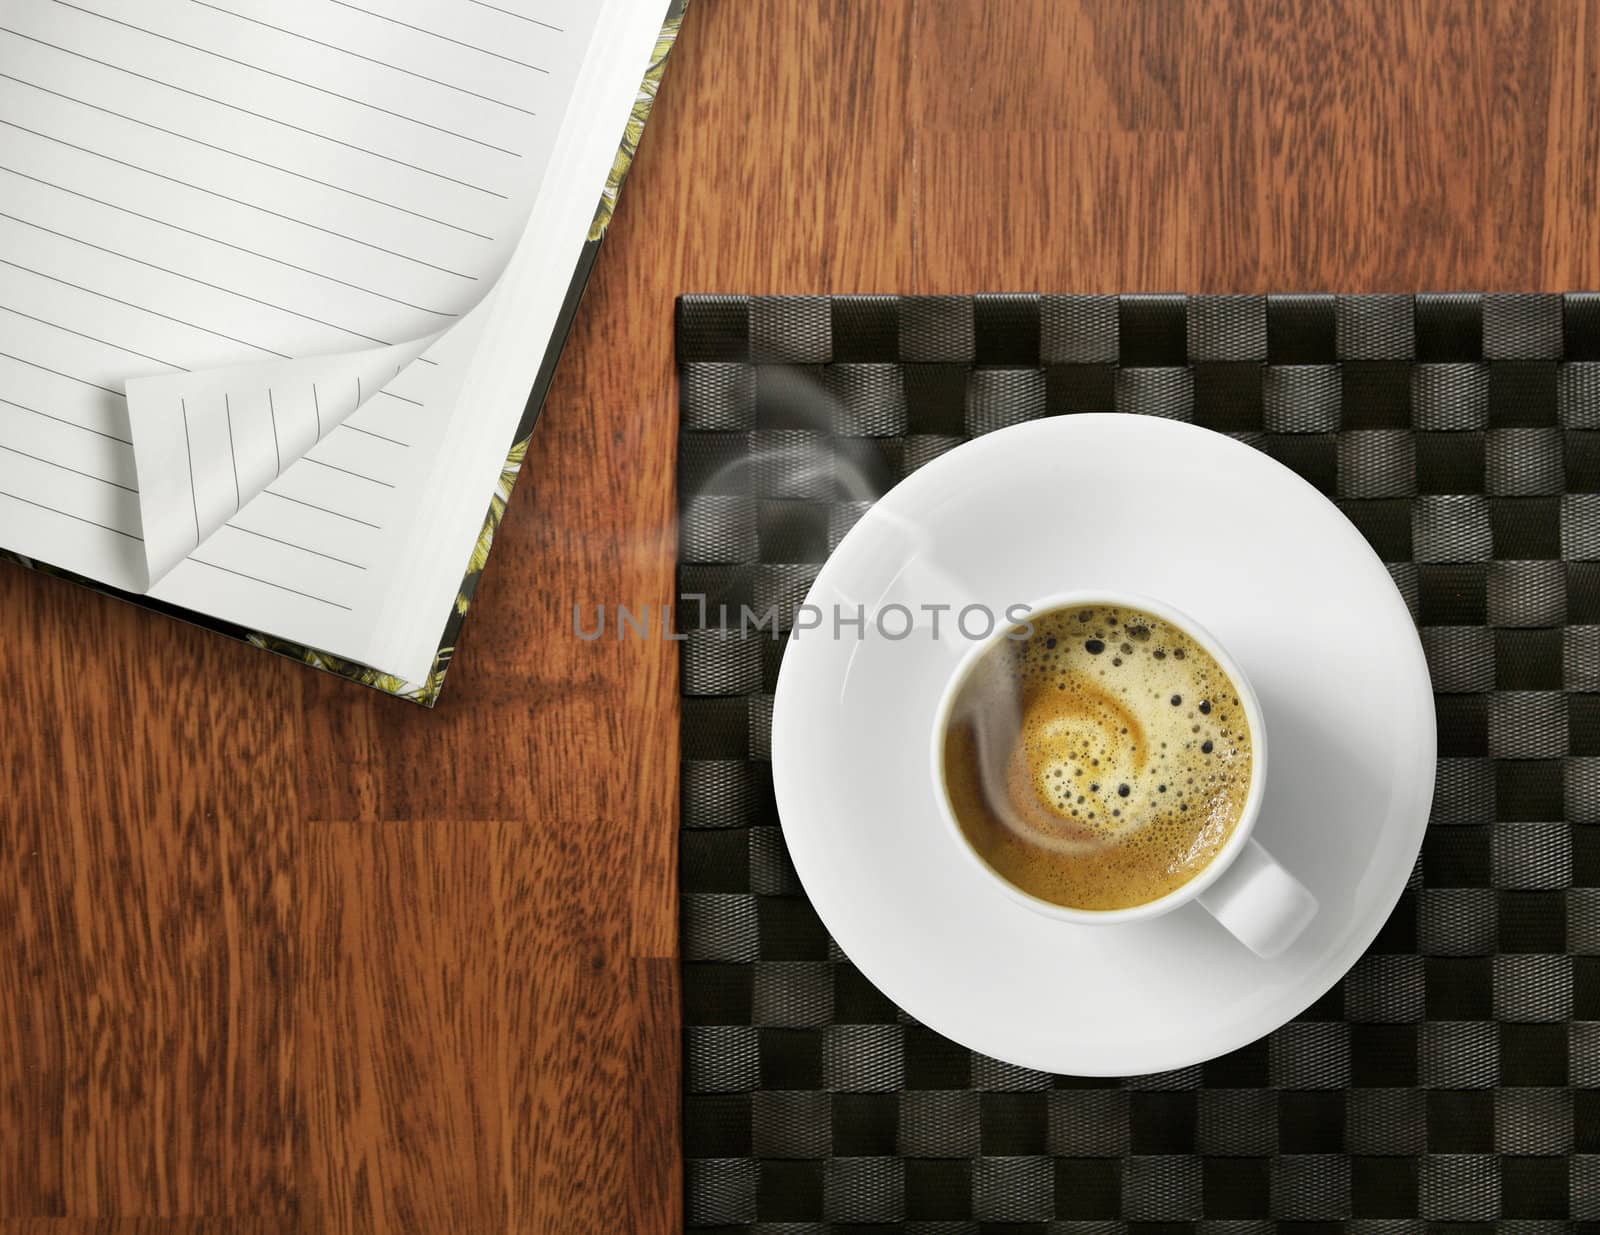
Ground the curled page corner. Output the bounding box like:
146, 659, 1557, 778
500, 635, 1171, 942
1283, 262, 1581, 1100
125, 334, 440, 587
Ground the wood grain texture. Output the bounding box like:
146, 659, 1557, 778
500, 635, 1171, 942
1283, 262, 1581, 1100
3, 1, 1600, 1230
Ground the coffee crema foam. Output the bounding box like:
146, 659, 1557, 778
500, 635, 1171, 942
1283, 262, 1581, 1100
942, 604, 1253, 911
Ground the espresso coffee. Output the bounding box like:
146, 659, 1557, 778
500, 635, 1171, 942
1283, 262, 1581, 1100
941, 603, 1254, 911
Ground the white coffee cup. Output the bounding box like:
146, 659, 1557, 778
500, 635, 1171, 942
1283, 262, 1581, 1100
930, 589, 1317, 959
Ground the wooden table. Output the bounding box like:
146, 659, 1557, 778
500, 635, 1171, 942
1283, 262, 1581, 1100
4, 2, 1599, 1230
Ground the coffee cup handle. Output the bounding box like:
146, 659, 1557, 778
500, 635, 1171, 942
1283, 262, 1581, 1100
1195, 838, 1317, 959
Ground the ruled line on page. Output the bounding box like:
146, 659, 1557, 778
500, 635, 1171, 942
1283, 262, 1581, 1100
324, 0, 552, 73
0, 257, 289, 356
188, 0, 540, 118
0, 488, 141, 539
187, 556, 353, 609
52, 1, 527, 156
0, 27, 512, 197
0, 350, 123, 396
268, 388, 281, 474
0, 304, 187, 370
0, 213, 392, 347
0, 441, 137, 493
352, 374, 429, 408
0, 165, 464, 316
1, 396, 131, 444
225, 522, 366, 569
261, 488, 382, 530
224, 393, 241, 510
341, 422, 409, 447
0, 119, 482, 279
302, 456, 394, 488
181, 397, 201, 546
463, 0, 563, 34
0, 72, 498, 238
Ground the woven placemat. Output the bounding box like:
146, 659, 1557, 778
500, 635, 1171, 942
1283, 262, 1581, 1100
676, 292, 1600, 1231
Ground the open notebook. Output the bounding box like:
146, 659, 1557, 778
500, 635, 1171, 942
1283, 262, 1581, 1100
0, 0, 683, 703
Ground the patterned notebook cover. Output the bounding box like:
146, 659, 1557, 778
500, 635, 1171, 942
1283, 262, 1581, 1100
0, 3, 687, 707
678, 292, 1600, 1230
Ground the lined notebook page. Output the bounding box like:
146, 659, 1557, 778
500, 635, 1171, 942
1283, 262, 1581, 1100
0, 0, 595, 565
0, 0, 633, 676
139, 0, 669, 685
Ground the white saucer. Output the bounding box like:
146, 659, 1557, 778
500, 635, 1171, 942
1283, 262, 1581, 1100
771, 415, 1436, 1076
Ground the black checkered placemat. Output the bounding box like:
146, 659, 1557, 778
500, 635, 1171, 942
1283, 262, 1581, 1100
677, 292, 1600, 1231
